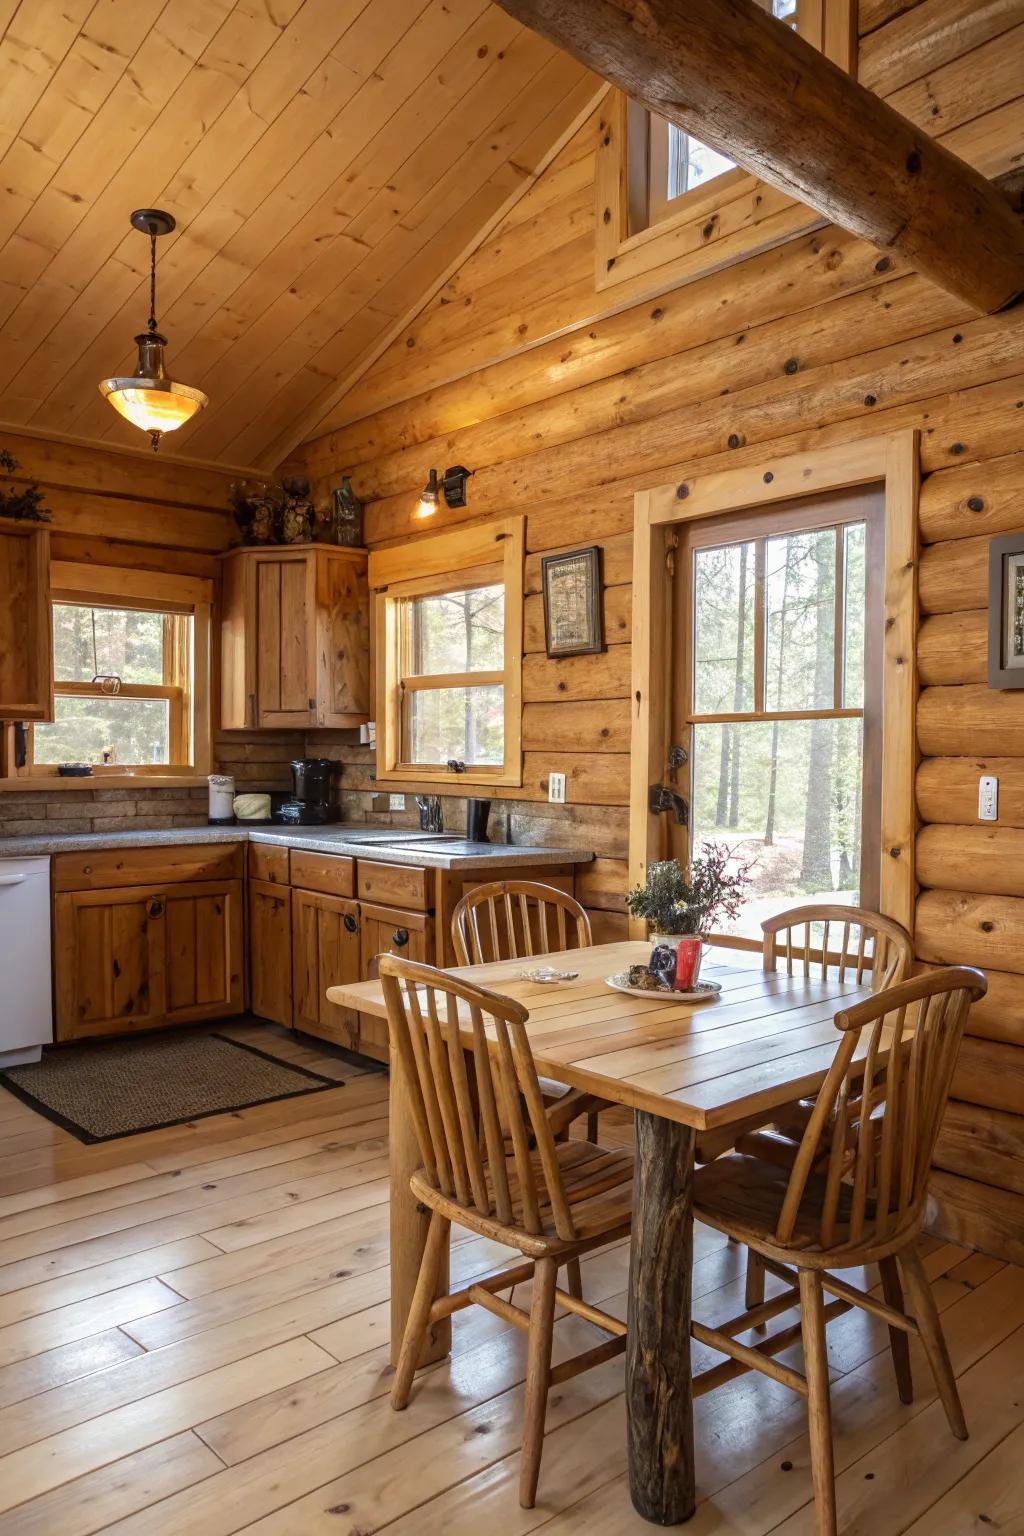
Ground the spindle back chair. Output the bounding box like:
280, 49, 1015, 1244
762, 903, 913, 992
451, 879, 592, 966
691, 965, 987, 1536
380, 955, 633, 1508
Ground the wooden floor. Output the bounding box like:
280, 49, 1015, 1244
0, 1021, 1020, 1536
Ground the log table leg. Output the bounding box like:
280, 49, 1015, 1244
389, 1042, 451, 1369
627, 1111, 697, 1524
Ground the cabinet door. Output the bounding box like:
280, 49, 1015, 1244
54, 887, 168, 1040
249, 879, 292, 1027
358, 903, 432, 977
255, 552, 314, 727
316, 551, 370, 726
163, 880, 245, 1023
291, 887, 361, 1045
0, 524, 52, 721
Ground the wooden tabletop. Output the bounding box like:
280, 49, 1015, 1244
328, 940, 877, 1132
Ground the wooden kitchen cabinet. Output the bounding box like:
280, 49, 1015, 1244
291, 886, 361, 1047
54, 877, 243, 1040
249, 879, 292, 1027
220, 544, 369, 730
359, 902, 433, 973
0, 520, 53, 722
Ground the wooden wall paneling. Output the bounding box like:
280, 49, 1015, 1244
934, 1099, 1024, 1197
918, 685, 1024, 756
917, 757, 1024, 827
919, 535, 989, 613
917, 823, 1024, 896
917, 611, 987, 684
927, 1170, 1024, 1265
858, 0, 1024, 96
918, 449, 1024, 544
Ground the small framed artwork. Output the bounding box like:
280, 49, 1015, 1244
541, 545, 604, 658
988, 534, 1024, 688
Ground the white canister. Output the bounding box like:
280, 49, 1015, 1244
207, 773, 236, 825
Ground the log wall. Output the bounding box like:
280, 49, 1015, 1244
291, 0, 1024, 1259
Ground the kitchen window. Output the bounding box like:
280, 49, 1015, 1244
7, 565, 212, 782
370, 517, 524, 788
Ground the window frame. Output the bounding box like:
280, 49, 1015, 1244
2, 563, 213, 786
370, 517, 524, 789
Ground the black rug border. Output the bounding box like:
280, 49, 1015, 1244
0, 1030, 342, 1145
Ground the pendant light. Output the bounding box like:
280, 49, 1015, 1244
98, 209, 208, 451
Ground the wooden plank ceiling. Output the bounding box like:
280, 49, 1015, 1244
0, 0, 601, 471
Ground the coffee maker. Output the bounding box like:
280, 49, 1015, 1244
273, 758, 340, 825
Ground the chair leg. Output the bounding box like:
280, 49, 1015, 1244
520, 1255, 558, 1508
586, 1110, 600, 1142
799, 1269, 837, 1536
565, 1257, 583, 1299
745, 1248, 766, 1310
899, 1242, 967, 1440
390, 1210, 450, 1411
878, 1255, 913, 1404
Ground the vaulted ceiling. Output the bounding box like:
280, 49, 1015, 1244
0, 0, 601, 471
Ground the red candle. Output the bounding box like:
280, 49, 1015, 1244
674, 936, 703, 991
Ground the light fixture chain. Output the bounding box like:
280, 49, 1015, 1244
148, 230, 158, 333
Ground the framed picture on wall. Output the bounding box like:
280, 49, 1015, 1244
541, 546, 604, 658
988, 534, 1024, 688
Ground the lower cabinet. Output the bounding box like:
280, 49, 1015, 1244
290, 886, 361, 1047
249, 879, 293, 1028
54, 879, 244, 1040
358, 902, 432, 974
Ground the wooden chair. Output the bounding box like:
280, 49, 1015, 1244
451, 879, 606, 1141
689, 965, 987, 1536
380, 955, 633, 1508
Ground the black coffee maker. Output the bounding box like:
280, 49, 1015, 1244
273, 758, 340, 825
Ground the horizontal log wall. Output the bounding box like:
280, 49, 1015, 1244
290, 0, 1024, 1254
0, 433, 302, 832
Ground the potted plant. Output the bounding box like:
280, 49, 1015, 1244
626, 845, 750, 990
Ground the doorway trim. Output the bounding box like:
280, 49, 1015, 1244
629, 430, 919, 940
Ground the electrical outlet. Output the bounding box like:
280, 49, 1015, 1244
548, 771, 566, 804
978, 775, 998, 821
389, 793, 406, 811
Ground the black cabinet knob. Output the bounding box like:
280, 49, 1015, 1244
343, 913, 358, 933
392, 927, 410, 948
147, 899, 164, 919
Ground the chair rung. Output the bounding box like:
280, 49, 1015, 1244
548, 1334, 626, 1387
429, 1257, 535, 1322
760, 1255, 918, 1335
717, 1286, 800, 1336
692, 1319, 809, 1397
467, 1284, 531, 1331
693, 1296, 849, 1399
554, 1290, 628, 1337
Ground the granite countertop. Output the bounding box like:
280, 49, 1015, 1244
0, 824, 593, 872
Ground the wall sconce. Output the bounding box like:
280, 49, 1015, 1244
416, 465, 472, 518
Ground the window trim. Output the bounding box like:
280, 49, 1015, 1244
596, 0, 856, 298
369, 517, 524, 789
2, 563, 213, 786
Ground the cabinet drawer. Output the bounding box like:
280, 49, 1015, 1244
53, 843, 244, 893
357, 860, 428, 911
249, 843, 289, 884
290, 849, 355, 899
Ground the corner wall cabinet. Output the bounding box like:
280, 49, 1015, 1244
0, 520, 53, 722
220, 544, 369, 730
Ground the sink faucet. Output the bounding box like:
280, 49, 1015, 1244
415, 795, 443, 832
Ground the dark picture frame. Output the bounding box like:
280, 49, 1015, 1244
988, 533, 1024, 689
541, 545, 604, 658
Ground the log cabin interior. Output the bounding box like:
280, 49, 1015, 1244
0, 0, 1022, 1531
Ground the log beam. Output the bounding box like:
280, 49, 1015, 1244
493, 0, 1024, 314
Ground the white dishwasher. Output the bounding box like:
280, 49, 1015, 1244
0, 858, 53, 1066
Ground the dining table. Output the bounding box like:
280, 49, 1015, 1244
327, 938, 875, 1526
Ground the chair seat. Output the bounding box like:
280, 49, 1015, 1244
411, 1138, 634, 1254
693, 1152, 881, 1257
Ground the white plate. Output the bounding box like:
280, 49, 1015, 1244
604, 973, 722, 1002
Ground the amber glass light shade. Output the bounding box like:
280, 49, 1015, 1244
99, 332, 207, 448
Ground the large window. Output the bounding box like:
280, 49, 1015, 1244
681, 490, 883, 941
370, 517, 524, 788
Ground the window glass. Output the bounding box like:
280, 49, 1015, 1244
408, 585, 503, 674
35, 696, 171, 766
408, 685, 504, 766
843, 522, 866, 707
765, 528, 837, 712
693, 541, 756, 715
52, 604, 170, 685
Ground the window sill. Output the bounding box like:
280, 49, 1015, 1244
0, 775, 209, 793
376, 766, 522, 792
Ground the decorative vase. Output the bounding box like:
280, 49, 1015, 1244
649, 932, 705, 991
331, 476, 363, 547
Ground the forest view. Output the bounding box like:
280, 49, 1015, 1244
405, 583, 504, 766
689, 523, 869, 939
34, 603, 185, 766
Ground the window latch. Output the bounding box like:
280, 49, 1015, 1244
649, 784, 688, 824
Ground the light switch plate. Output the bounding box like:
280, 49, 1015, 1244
548, 771, 566, 804
978, 775, 998, 821
389, 793, 406, 811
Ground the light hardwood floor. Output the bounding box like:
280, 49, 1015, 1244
0, 1020, 1020, 1535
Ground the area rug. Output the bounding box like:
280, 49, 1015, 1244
0, 1032, 339, 1143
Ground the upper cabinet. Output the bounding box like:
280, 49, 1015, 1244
0, 521, 53, 722
220, 544, 369, 730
